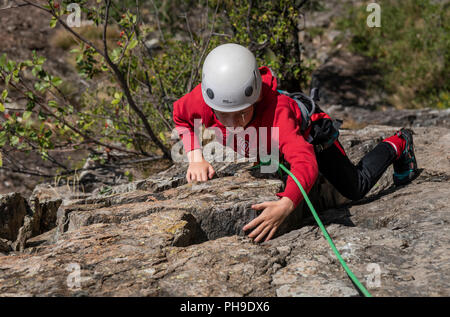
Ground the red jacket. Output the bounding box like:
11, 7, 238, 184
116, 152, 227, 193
173, 66, 319, 208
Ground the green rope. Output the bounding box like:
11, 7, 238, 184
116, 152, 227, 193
253, 160, 372, 297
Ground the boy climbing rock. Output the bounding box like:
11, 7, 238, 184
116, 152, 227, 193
173, 43, 418, 243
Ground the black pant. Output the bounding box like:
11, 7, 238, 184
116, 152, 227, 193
315, 140, 397, 201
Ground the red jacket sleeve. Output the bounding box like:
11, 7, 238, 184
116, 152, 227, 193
173, 95, 202, 153
273, 98, 319, 208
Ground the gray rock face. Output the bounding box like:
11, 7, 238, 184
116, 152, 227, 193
0, 193, 29, 241
0, 125, 448, 297
28, 193, 62, 237
324, 104, 450, 130
0, 189, 62, 252
0, 238, 11, 254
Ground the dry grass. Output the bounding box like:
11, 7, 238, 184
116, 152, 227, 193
49, 24, 123, 82
341, 117, 368, 130
388, 86, 416, 110
50, 24, 121, 51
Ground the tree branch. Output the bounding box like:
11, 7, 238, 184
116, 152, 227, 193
103, 0, 112, 62
19, 0, 171, 159
1, 70, 141, 155
149, 0, 165, 43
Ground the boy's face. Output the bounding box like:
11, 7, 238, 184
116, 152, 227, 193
213, 105, 254, 128
211, 91, 262, 128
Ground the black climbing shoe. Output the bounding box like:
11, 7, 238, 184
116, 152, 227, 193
393, 128, 419, 186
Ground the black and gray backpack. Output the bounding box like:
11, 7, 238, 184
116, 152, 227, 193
277, 87, 343, 152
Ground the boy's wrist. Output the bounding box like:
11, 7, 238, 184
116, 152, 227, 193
187, 148, 204, 163
279, 196, 295, 214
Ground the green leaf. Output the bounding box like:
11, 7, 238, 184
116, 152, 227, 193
0, 54, 6, 69
10, 135, 19, 146
49, 100, 58, 108
0, 102, 4, 112
50, 16, 57, 28
37, 56, 46, 65
38, 111, 46, 121
159, 131, 166, 143
110, 48, 121, 62
34, 82, 42, 91
22, 111, 32, 121
0, 132, 7, 147
1, 89, 8, 101
128, 39, 138, 50
5, 74, 11, 86
32, 66, 42, 77
22, 60, 33, 67
6, 60, 15, 72
51, 76, 63, 87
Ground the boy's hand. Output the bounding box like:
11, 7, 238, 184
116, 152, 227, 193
243, 197, 295, 242
186, 159, 215, 182
186, 149, 215, 183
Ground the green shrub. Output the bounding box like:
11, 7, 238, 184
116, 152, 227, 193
214, 0, 312, 91
338, 0, 449, 109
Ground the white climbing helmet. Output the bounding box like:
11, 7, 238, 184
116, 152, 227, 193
201, 43, 262, 112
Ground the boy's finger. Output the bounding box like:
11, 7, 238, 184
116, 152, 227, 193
248, 222, 266, 239
251, 202, 269, 210
208, 166, 215, 179
265, 227, 278, 242
254, 225, 272, 243
200, 170, 207, 182
186, 171, 191, 183
243, 215, 264, 232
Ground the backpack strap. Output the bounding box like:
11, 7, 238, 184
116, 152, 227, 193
277, 89, 316, 134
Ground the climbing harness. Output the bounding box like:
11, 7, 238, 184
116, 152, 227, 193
251, 160, 373, 297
